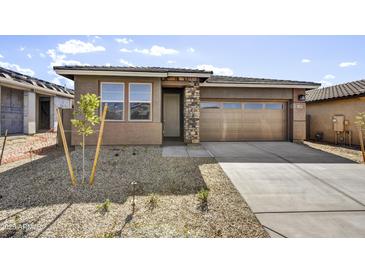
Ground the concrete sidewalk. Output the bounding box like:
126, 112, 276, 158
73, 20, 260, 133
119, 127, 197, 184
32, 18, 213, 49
202, 142, 365, 238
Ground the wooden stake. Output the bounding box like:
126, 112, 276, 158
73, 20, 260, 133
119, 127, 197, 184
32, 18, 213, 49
89, 104, 108, 185
56, 108, 77, 186
359, 127, 365, 164
0, 129, 8, 166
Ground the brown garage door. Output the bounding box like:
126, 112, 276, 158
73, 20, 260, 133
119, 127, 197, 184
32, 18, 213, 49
200, 101, 287, 141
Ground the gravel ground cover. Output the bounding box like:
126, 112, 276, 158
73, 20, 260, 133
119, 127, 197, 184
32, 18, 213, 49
303, 141, 364, 163
0, 146, 267, 238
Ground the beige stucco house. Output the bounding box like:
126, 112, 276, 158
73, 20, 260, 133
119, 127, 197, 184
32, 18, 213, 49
54, 66, 319, 146
306, 79, 365, 146
0, 66, 74, 136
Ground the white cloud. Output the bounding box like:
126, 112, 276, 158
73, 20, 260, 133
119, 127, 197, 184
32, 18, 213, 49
20, 47, 25, 52
196, 64, 234, 76
119, 59, 134, 66
120, 48, 132, 53
115, 38, 133, 44
187, 47, 195, 53
0, 61, 35, 76
27, 53, 32, 59
47, 49, 87, 67
39, 53, 46, 58
57, 39, 105, 54
323, 74, 335, 80
52, 74, 74, 89
0, 53, 3, 58
339, 61, 357, 68
133, 45, 179, 56
167, 60, 176, 64
301, 59, 311, 63
320, 80, 333, 87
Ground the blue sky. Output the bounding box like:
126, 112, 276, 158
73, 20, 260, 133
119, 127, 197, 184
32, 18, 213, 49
0, 35, 364, 88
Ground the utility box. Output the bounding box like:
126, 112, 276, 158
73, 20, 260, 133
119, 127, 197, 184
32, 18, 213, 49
333, 115, 345, 132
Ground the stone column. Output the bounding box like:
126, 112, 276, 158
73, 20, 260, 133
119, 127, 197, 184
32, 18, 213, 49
23, 90, 36, 135
292, 88, 306, 143
184, 83, 200, 144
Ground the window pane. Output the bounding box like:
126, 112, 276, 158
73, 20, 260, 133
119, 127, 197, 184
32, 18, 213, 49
266, 103, 283, 110
103, 102, 123, 120
244, 103, 263, 110
101, 83, 124, 101
201, 102, 221, 109
130, 84, 152, 102
223, 102, 241, 109
130, 102, 151, 120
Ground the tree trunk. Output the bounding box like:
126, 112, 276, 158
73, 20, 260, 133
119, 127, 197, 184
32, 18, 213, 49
82, 134, 85, 183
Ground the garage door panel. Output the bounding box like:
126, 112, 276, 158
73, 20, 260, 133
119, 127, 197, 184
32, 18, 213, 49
201, 100, 287, 141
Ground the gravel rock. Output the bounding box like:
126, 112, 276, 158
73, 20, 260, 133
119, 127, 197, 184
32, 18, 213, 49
0, 146, 268, 238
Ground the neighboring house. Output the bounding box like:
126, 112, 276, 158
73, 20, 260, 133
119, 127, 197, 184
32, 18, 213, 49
0, 66, 74, 135
54, 66, 320, 145
306, 79, 365, 146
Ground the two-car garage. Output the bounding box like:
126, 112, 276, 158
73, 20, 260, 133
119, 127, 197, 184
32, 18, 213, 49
200, 100, 288, 141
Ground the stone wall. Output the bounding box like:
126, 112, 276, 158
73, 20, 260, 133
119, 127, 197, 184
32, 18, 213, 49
184, 83, 200, 144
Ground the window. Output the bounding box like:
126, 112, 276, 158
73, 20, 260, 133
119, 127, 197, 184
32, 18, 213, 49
244, 103, 263, 110
101, 83, 124, 120
201, 102, 221, 109
223, 102, 241, 109
129, 83, 152, 120
265, 103, 283, 110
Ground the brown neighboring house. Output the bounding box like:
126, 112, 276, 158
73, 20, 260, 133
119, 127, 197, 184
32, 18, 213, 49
306, 79, 365, 146
54, 66, 319, 145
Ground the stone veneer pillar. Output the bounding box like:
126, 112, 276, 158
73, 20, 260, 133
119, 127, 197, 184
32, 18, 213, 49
184, 83, 200, 144
292, 88, 306, 143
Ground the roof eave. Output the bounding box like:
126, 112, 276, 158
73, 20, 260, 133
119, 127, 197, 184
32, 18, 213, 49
54, 69, 212, 79
0, 77, 74, 99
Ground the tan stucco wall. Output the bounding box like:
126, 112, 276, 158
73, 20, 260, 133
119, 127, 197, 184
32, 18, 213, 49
72, 75, 162, 145
200, 86, 293, 100
307, 97, 365, 145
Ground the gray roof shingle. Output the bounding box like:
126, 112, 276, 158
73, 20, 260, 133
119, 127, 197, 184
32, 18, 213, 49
206, 75, 320, 87
0, 66, 74, 96
306, 79, 365, 102
53, 65, 213, 74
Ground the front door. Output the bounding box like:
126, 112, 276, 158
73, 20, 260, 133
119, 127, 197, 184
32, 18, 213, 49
163, 93, 180, 137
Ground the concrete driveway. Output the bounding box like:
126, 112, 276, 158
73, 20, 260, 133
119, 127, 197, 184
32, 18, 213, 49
202, 142, 365, 237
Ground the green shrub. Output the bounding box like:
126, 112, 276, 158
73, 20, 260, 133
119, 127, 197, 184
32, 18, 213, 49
96, 199, 111, 214
197, 188, 209, 203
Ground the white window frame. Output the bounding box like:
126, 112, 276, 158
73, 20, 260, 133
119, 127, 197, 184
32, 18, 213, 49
128, 82, 153, 122
100, 82, 125, 121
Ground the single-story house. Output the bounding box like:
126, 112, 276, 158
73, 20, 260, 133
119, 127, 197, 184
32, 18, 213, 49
306, 79, 365, 146
54, 66, 320, 145
0, 66, 74, 135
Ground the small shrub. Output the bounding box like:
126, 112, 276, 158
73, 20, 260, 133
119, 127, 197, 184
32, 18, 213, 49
147, 193, 160, 211
197, 188, 209, 203
96, 199, 111, 214
197, 188, 209, 211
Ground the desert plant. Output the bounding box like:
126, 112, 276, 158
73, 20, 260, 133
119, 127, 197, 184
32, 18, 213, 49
96, 199, 111, 214
197, 188, 209, 203
197, 188, 209, 211
71, 93, 100, 183
147, 193, 160, 211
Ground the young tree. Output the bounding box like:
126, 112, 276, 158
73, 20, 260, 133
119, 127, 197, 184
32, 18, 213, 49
71, 93, 101, 183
